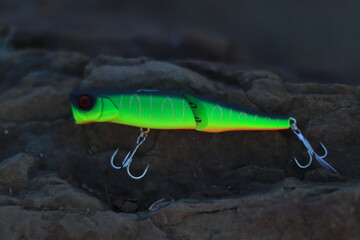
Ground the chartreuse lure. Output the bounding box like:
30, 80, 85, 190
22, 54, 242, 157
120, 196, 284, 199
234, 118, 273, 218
70, 89, 338, 179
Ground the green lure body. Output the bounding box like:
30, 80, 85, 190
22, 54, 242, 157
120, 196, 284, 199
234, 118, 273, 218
70, 89, 290, 132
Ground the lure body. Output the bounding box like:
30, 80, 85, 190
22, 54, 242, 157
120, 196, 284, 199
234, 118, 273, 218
70, 89, 290, 132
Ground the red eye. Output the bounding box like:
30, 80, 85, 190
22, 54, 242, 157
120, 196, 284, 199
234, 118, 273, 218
79, 95, 92, 109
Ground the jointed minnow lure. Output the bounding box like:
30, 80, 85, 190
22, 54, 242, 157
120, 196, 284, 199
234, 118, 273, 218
70, 89, 338, 179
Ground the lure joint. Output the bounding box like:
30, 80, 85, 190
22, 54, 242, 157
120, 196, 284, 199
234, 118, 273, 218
289, 117, 338, 174
110, 128, 150, 179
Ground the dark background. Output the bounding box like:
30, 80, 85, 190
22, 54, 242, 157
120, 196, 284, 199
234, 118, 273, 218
1, 0, 359, 84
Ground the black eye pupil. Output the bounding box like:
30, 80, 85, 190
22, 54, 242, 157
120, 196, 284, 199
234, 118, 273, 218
79, 95, 91, 109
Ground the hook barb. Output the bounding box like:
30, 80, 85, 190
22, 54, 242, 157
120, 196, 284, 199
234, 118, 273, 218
109, 128, 150, 179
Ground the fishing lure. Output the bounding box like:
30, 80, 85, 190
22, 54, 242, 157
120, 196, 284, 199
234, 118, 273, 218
69, 89, 338, 179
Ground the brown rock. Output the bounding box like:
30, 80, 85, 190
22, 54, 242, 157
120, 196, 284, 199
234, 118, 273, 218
24, 175, 104, 212
0, 50, 85, 122
148, 179, 360, 240
0, 174, 104, 213
0, 153, 35, 189
82, 58, 221, 96
1, 179, 358, 240
0, 51, 359, 239
0, 206, 140, 240
120, 201, 138, 213
0, 85, 74, 121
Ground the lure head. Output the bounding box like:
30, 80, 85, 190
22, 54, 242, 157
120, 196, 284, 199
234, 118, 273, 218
69, 91, 118, 124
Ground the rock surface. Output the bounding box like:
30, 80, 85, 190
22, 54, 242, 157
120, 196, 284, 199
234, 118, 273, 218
1, 178, 360, 240
0, 50, 359, 239
0, 153, 36, 189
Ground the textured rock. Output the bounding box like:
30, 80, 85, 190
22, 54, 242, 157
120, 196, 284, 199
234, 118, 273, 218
0, 153, 36, 189
0, 206, 140, 240
120, 201, 138, 213
0, 50, 86, 122
0, 50, 359, 239
20, 175, 104, 212
0, 155, 104, 212
83, 57, 220, 96
1, 179, 360, 240
148, 178, 360, 240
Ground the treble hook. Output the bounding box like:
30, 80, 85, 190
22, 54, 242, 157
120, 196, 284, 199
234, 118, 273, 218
290, 117, 338, 174
110, 128, 150, 179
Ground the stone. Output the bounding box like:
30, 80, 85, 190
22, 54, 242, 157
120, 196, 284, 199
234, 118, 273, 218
26, 175, 104, 212
120, 201, 138, 213
0, 153, 35, 189
1, 179, 359, 239
0, 50, 358, 239
114, 198, 124, 209
0, 174, 104, 213
83, 59, 221, 96
0, 206, 140, 240
148, 179, 360, 240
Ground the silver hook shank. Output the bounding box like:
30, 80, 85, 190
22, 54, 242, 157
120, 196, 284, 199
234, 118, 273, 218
110, 128, 150, 179
289, 117, 338, 174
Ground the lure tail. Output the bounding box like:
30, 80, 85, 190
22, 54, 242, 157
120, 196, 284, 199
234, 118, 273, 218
182, 93, 291, 132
